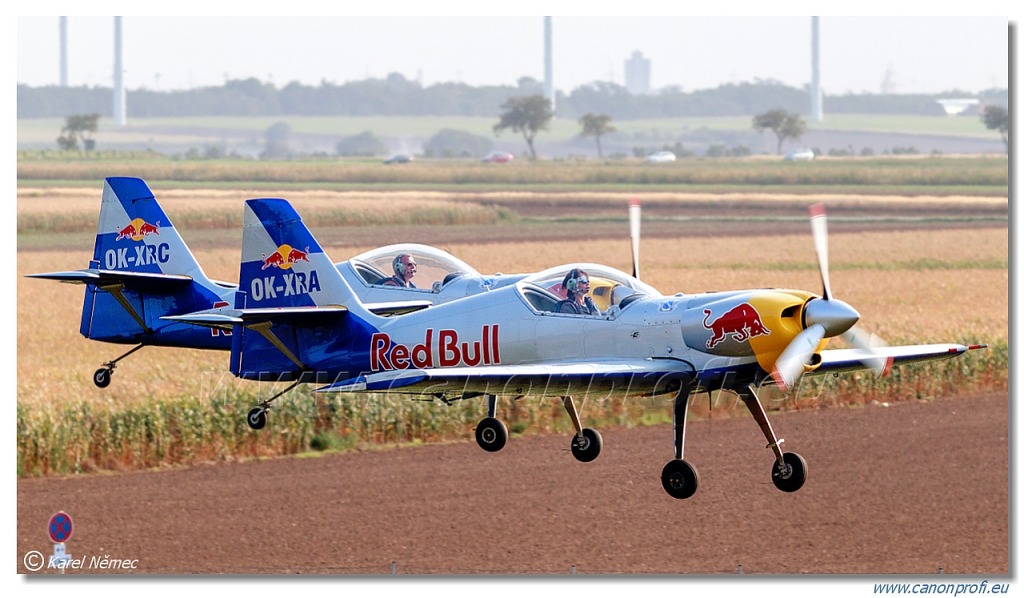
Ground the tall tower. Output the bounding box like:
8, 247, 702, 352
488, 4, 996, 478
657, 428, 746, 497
810, 16, 823, 122
59, 17, 68, 86
113, 16, 126, 125
544, 16, 555, 113
624, 51, 651, 95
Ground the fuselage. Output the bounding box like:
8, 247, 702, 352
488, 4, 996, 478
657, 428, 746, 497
236, 278, 820, 394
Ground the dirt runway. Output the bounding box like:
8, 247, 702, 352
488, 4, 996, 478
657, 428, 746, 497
17, 393, 1008, 575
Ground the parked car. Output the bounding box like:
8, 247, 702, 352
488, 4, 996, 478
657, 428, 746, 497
645, 150, 676, 163
384, 154, 413, 164
482, 151, 514, 163
783, 149, 815, 161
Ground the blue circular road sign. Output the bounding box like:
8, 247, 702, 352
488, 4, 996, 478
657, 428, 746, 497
48, 511, 73, 543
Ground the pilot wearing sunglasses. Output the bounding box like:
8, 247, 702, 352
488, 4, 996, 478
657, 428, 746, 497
382, 253, 418, 288
556, 268, 599, 315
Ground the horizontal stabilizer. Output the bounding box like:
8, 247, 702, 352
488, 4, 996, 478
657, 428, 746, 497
162, 305, 348, 329
27, 269, 193, 291
159, 312, 241, 330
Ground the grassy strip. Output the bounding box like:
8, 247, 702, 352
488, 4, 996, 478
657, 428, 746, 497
17, 204, 519, 235
16, 179, 1010, 197
17, 340, 1006, 477
16, 155, 1009, 188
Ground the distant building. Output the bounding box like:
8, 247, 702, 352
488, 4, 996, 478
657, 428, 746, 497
936, 98, 980, 116
624, 51, 651, 95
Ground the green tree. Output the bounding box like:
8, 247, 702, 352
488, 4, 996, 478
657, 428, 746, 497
335, 131, 387, 157
752, 109, 807, 154
424, 128, 494, 158
980, 104, 1009, 152
56, 113, 100, 151
493, 95, 553, 160
578, 113, 616, 158
261, 121, 291, 159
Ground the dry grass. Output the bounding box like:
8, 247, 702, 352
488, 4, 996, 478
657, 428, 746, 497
17, 188, 511, 233
17, 227, 1007, 407
17, 186, 1008, 234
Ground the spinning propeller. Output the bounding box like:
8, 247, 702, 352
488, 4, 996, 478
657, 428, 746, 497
625, 199, 887, 391
770, 204, 887, 391
629, 198, 642, 280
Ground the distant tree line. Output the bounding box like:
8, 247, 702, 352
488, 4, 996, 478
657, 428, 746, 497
17, 75, 1009, 120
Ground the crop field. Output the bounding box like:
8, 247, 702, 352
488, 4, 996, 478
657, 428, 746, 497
15, 162, 1009, 477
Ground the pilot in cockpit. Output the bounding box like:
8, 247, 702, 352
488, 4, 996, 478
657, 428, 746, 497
555, 268, 599, 315
382, 254, 418, 288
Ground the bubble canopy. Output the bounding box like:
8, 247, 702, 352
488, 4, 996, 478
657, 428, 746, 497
522, 263, 662, 297
346, 243, 482, 287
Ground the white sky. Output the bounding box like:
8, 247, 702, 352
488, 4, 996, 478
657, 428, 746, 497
15, 14, 1010, 95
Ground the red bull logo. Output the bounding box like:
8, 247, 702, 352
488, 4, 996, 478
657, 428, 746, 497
261, 245, 310, 270
115, 218, 160, 242
703, 303, 771, 349
370, 325, 500, 371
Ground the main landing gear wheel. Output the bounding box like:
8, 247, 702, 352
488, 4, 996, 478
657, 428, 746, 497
661, 459, 699, 499
475, 417, 508, 452
247, 407, 268, 431
570, 428, 602, 463
771, 452, 807, 493
93, 368, 113, 388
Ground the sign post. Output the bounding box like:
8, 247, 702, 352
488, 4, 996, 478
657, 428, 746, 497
47, 511, 73, 573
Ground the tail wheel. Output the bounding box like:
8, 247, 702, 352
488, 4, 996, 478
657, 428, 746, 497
570, 428, 602, 462
771, 452, 807, 493
247, 407, 268, 431
475, 417, 508, 452
661, 459, 699, 499
93, 368, 112, 388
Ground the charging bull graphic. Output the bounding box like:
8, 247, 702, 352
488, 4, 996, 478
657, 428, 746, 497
261, 245, 310, 270
115, 219, 160, 242
703, 303, 771, 349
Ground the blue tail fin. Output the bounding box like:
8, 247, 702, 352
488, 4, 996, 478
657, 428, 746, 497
93, 177, 213, 278
231, 198, 379, 380
78, 177, 235, 347
237, 198, 372, 315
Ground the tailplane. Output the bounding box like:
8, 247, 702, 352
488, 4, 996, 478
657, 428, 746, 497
25, 177, 236, 386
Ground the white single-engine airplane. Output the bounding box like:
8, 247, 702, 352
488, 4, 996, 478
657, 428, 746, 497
167, 197, 985, 499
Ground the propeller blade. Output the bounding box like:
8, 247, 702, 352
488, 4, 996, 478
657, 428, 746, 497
809, 203, 832, 300
771, 323, 826, 392
629, 199, 641, 280
840, 326, 893, 377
